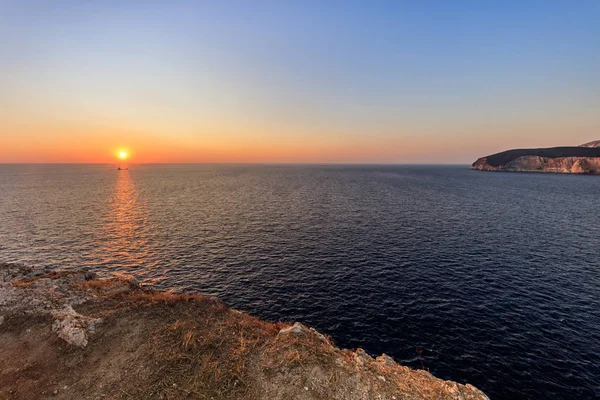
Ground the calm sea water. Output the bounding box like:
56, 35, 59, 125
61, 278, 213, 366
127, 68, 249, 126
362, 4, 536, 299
1, 164, 599, 399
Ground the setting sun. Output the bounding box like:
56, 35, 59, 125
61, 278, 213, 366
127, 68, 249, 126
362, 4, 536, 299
118, 151, 128, 160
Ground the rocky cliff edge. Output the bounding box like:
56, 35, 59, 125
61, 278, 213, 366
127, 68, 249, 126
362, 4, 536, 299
0, 263, 488, 400
471, 141, 600, 174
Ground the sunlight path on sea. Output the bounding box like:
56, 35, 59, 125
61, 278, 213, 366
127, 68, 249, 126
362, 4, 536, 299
88, 170, 161, 284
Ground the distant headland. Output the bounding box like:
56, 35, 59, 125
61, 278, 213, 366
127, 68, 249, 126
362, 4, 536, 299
472, 141, 600, 174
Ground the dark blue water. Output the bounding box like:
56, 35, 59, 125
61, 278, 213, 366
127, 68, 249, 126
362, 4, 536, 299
1, 164, 599, 399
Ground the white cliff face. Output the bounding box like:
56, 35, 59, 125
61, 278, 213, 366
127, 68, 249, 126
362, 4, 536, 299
580, 140, 600, 148
472, 156, 600, 174
472, 141, 600, 174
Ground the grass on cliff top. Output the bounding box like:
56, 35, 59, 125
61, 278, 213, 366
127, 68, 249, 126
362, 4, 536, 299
1, 272, 488, 400
79, 285, 343, 399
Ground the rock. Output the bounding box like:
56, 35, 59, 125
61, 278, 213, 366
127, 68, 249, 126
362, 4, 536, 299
278, 322, 332, 346
51, 305, 100, 348
0, 315, 4, 326
52, 316, 88, 347
354, 348, 373, 366
278, 322, 307, 336
376, 354, 396, 367
0, 263, 32, 282
29, 270, 46, 278
580, 140, 600, 148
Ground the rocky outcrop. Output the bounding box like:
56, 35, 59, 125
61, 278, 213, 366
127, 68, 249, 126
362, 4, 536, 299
51, 305, 100, 348
472, 141, 600, 174
0, 262, 490, 400
580, 140, 600, 148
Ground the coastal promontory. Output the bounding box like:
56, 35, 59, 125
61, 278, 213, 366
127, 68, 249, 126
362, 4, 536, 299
471, 141, 600, 174
0, 263, 488, 400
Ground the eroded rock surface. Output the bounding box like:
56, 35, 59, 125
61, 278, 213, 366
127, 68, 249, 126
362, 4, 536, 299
1, 263, 110, 347
51, 305, 101, 348
580, 140, 600, 148
472, 142, 600, 174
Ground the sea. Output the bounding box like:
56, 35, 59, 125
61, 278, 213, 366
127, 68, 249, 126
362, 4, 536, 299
0, 164, 598, 399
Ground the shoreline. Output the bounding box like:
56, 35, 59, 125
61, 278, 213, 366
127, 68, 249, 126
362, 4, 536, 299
0, 263, 489, 399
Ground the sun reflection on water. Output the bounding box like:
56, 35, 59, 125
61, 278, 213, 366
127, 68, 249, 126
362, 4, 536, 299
97, 169, 156, 276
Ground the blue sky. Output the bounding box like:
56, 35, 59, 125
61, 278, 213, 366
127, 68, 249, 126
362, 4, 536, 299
1, 1, 599, 162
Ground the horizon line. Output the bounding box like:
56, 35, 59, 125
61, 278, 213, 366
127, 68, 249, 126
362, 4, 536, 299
0, 162, 473, 166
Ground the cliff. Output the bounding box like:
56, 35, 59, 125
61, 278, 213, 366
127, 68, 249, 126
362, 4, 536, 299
471, 142, 600, 174
0, 263, 489, 400
580, 140, 600, 148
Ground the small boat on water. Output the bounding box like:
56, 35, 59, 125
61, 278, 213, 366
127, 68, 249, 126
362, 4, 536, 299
117, 167, 128, 170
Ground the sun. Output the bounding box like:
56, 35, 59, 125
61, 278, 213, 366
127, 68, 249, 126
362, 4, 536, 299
118, 150, 128, 160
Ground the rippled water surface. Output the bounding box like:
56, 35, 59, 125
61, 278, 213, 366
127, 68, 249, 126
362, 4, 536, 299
1, 164, 599, 399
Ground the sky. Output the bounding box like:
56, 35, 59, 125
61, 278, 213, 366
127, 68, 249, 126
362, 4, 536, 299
1, 1, 599, 163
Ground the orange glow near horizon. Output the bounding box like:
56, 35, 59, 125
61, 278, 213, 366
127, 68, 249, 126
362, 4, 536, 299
1, 119, 598, 164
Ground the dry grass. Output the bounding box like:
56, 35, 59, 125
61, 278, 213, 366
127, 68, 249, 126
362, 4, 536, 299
95, 288, 285, 399
261, 329, 337, 372
1, 273, 490, 400
81, 278, 121, 291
